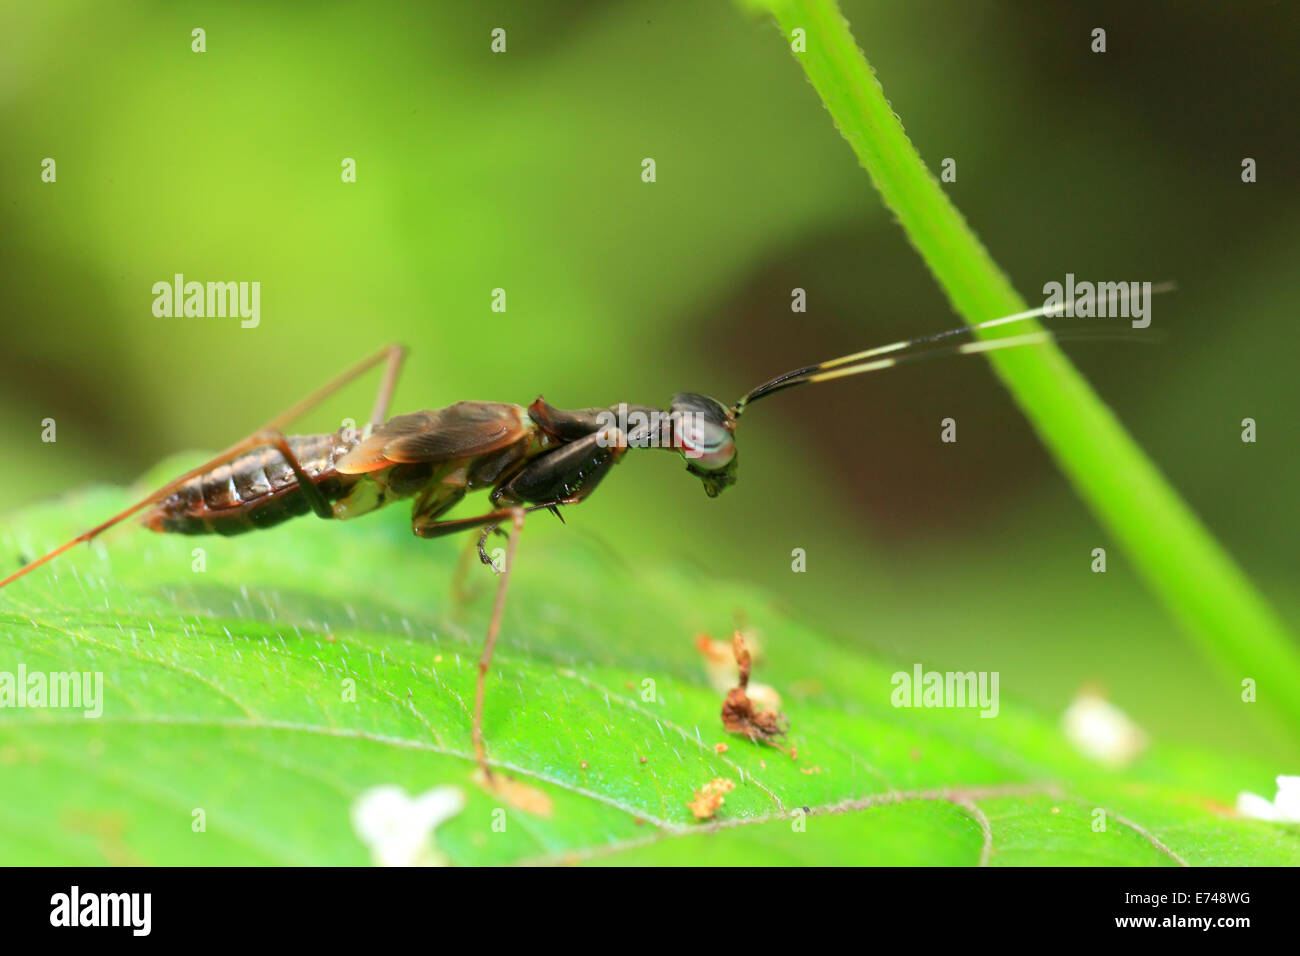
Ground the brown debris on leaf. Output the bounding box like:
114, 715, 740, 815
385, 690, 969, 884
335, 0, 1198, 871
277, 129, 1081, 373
694, 632, 736, 693
720, 631, 789, 746
472, 768, 554, 818
686, 777, 736, 821
695, 625, 765, 693
695, 632, 733, 665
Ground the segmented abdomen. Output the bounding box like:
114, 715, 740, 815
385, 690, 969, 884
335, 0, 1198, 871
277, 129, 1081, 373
143, 431, 362, 536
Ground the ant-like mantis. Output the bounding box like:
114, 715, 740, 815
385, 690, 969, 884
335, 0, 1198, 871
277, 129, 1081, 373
0, 286, 1167, 783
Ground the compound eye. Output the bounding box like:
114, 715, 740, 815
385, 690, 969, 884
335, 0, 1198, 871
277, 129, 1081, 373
678, 418, 734, 470
670, 392, 736, 470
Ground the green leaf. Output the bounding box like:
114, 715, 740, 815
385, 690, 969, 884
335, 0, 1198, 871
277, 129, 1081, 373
742, 0, 1300, 735
1, 484, 1296, 865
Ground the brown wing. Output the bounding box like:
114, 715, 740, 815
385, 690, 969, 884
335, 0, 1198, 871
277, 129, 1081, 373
335, 402, 530, 475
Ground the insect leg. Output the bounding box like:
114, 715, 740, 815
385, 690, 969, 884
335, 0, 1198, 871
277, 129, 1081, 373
264, 343, 407, 432
411, 499, 579, 539
476, 524, 509, 568
449, 532, 492, 608
417, 432, 629, 771
470, 506, 526, 781
365, 344, 408, 427
1, 344, 407, 591
422, 426, 626, 566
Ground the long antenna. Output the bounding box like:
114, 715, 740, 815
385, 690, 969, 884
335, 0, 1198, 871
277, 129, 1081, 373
736, 329, 1157, 410
735, 281, 1174, 414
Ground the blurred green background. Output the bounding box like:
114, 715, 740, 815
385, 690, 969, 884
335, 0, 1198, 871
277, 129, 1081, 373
2, 0, 1297, 762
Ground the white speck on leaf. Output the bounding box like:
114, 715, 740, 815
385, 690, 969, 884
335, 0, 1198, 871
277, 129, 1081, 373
350, 784, 466, 866
1236, 775, 1300, 823
1062, 690, 1147, 768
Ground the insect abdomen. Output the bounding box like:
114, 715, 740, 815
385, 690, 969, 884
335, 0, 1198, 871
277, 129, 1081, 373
142, 432, 361, 536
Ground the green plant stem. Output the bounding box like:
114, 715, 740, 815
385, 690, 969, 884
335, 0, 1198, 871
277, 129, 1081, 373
753, 0, 1300, 735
